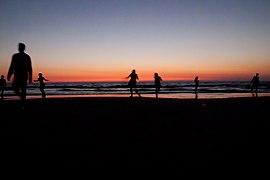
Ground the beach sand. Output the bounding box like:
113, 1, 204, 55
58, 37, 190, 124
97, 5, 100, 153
1, 96, 269, 172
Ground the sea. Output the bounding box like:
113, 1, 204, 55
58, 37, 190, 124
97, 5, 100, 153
3, 80, 270, 99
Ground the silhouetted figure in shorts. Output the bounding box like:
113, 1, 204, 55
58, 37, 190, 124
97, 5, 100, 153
154, 72, 162, 98
125, 69, 141, 97
7, 43, 32, 107
34, 73, 49, 99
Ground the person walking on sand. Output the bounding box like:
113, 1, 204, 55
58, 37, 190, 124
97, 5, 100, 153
0, 75, 7, 99
7, 43, 32, 107
34, 73, 49, 99
125, 69, 141, 97
194, 76, 199, 94
154, 72, 162, 98
251, 73, 260, 97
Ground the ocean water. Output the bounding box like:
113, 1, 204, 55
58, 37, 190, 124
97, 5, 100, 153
3, 80, 270, 99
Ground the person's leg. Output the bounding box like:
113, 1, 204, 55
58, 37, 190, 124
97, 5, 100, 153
135, 88, 141, 97
21, 88, 26, 100
13, 79, 22, 97
0, 89, 3, 99
130, 87, 133, 97
13, 86, 21, 98
195, 92, 198, 99
40, 87, 46, 98
20, 83, 27, 108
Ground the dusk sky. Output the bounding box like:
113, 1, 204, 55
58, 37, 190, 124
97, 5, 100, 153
0, 0, 270, 82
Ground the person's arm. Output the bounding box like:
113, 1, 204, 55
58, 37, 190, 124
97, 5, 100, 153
250, 78, 253, 83
7, 56, 15, 81
29, 70, 32, 83
28, 56, 33, 83
125, 74, 131, 79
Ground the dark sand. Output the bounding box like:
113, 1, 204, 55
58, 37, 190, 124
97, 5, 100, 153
1, 96, 269, 172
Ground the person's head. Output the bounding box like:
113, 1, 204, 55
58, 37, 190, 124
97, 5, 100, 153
1, 75, 4, 79
132, 69, 136, 73
154, 73, 158, 77
18, 43, 26, 53
39, 73, 43, 77
256, 73, 259, 76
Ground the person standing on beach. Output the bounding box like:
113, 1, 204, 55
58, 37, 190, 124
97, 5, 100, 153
34, 73, 49, 99
194, 76, 199, 94
0, 75, 7, 99
251, 73, 260, 96
194, 76, 199, 99
125, 69, 141, 97
154, 72, 162, 98
7, 43, 33, 106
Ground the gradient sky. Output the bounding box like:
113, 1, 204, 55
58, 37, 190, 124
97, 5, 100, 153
0, 0, 270, 82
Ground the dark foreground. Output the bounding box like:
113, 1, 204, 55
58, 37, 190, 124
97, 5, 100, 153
1, 96, 270, 172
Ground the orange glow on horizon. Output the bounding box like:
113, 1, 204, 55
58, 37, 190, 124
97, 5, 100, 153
5, 63, 270, 82
38, 71, 267, 82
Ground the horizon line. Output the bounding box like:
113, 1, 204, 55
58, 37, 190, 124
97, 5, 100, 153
26, 79, 270, 83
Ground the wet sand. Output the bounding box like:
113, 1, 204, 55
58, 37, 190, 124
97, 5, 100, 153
1, 96, 269, 173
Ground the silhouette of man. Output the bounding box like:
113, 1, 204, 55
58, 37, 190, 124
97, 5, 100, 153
194, 76, 199, 94
126, 69, 141, 97
154, 72, 162, 98
251, 73, 260, 96
34, 73, 49, 99
0, 75, 7, 99
7, 43, 32, 105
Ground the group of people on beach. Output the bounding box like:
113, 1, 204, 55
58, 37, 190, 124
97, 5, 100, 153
0, 43, 262, 103
125, 69, 163, 98
124, 69, 261, 99
0, 42, 165, 101
0, 43, 48, 106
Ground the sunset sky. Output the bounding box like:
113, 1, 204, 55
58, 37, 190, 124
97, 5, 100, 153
0, 0, 270, 82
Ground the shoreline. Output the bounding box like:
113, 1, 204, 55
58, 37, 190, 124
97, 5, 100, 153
2, 92, 270, 100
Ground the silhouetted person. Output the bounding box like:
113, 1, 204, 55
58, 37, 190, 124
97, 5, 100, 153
7, 43, 32, 106
194, 76, 199, 99
194, 76, 199, 94
251, 73, 260, 97
154, 73, 162, 98
0, 75, 7, 99
125, 69, 141, 97
34, 73, 49, 99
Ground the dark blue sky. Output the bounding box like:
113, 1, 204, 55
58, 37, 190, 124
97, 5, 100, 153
1, 0, 270, 81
